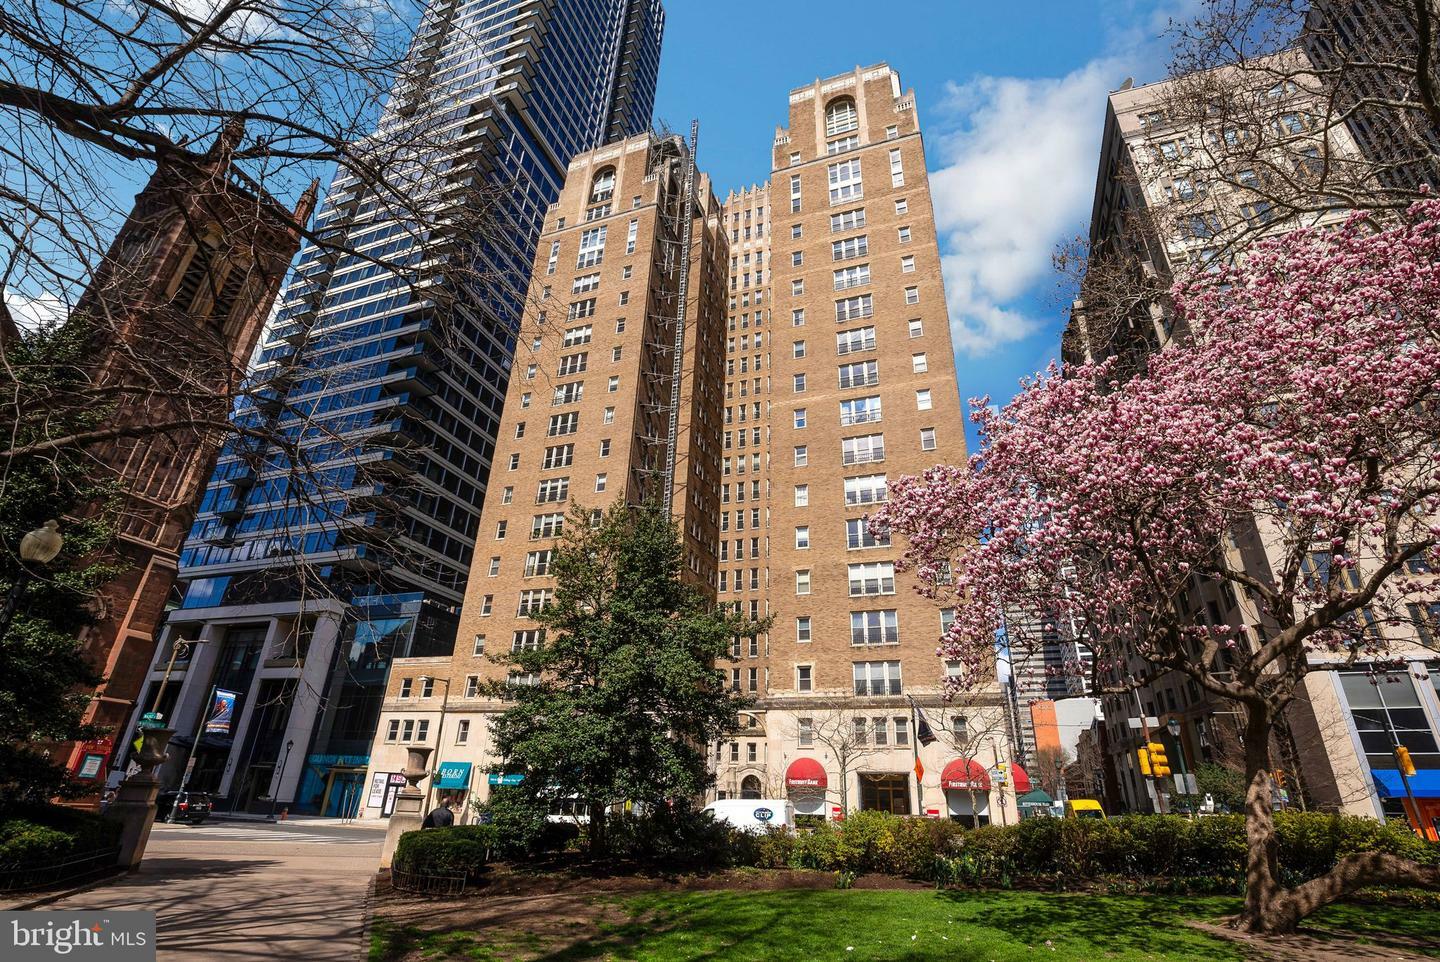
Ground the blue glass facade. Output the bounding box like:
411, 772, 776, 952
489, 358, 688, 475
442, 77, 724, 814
149, 0, 665, 812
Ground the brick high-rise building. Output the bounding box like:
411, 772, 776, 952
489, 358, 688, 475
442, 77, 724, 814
358, 65, 1024, 828
362, 130, 729, 814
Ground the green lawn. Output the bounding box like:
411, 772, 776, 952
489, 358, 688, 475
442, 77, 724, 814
371, 888, 1440, 962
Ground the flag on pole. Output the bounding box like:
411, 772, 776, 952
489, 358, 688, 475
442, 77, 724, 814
914, 757, 925, 783
911, 697, 938, 747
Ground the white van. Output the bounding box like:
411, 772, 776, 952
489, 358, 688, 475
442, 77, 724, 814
702, 798, 795, 832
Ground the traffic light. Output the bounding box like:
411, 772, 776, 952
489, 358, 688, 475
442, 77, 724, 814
996, 762, 1010, 786
1137, 747, 1152, 777
1395, 746, 1417, 778
1148, 742, 1171, 778
1273, 769, 1287, 789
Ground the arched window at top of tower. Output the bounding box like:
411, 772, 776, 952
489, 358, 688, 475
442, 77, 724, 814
591, 167, 615, 204
825, 97, 859, 138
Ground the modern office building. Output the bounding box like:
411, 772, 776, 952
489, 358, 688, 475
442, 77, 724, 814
360, 64, 1021, 828
1067, 61, 1439, 830
117, 0, 666, 814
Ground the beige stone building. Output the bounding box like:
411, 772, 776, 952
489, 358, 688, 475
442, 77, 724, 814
359, 66, 1023, 826
1067, 62, 1440, 833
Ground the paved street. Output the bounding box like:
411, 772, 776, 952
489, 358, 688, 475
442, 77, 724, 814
41, 819, 385, 961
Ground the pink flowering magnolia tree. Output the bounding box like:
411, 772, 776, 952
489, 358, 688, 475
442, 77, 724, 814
875, 203, 1440, 932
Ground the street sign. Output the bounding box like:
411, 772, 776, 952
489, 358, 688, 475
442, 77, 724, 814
1126, 716, 1161, 729
487, 773, 525, 786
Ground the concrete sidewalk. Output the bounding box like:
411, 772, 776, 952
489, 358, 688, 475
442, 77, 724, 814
31, 822, 382, 960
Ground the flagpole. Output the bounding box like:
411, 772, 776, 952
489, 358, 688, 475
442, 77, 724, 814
168, 685, 217, 824
908, 695, 928, 817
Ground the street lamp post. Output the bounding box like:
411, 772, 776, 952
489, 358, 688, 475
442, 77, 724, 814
1, 520, 64, 638
268, 740, 295, 821
419, 675, 451, 818
1167, 717, 1191, 813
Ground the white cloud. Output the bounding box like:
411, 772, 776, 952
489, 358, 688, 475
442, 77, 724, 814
3, 288, 69, 332
928, 0, 1197, 356
930, 60, 1118, 356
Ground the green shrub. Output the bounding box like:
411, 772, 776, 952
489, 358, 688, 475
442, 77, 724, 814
474, 787, 556, 859
0, 805, 122, 868
752, 826, 796, 869
788, 822, 840, 870
393, 824, 497, 879
608, 805, 740, 868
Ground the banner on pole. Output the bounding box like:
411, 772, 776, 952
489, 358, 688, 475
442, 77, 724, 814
204, 689, 239, 734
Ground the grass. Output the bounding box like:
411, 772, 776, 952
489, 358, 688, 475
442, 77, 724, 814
1306, 900, 1440, 957
370, 890, 1252, 962
370, 888, 1440, 962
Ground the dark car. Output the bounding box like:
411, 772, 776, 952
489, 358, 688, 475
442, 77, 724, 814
156, 790, 213, 824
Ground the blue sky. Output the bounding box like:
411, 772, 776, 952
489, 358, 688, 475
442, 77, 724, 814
652, 0, 1192, 449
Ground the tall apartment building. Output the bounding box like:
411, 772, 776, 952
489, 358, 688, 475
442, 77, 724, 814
362, 131, 728, 815
116, 0, 665, 815
1068, 64, 1440, 826
358, 64, 1023, 827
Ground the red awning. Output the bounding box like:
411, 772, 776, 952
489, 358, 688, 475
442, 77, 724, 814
1010, 763, 1033, 794
940, 759, 991, 791
785, 757, 828, 789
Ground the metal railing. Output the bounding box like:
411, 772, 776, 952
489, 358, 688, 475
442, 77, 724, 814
0, 846, 121, 893
390, 866, 466, 897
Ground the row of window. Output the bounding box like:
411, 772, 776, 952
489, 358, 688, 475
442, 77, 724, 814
791, 428, 937, 470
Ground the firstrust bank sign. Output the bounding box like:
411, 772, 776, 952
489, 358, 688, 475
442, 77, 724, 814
1, 911, 155, 959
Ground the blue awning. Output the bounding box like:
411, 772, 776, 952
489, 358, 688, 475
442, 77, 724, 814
435, 761, 473, 789
1372, 768, 1440, 799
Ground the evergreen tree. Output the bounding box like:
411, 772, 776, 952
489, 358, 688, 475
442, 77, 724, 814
1, 324, 117, 807
489, 502, 761, 855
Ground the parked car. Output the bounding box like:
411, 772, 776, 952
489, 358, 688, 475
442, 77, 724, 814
156, 790, 213, 824
1064, 798, 1106, 820
702, 799, 795, 833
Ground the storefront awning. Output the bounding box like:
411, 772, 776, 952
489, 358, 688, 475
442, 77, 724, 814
1011, 763, 1033, 794
941, 759, 991, 791
1373, 768, 1440, 798
785, 757, 828, 789
435, 761, 472, 789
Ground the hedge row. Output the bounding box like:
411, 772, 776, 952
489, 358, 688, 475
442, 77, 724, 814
0, 805, 123, 868
737, 811, 1437, 889
392, 824, 498, 879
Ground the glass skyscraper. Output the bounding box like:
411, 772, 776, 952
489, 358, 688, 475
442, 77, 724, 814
120, 0, 665, 814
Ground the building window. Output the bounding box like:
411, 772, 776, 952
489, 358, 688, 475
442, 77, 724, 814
563, 324, 593, 347
853, 660, 902, 696
795, 526, 810, 549
599, 438, 611, 458
916, 389, 932, 410
848, 561, 896, 596
530, 513, 564, 539
920, 427, 937, 451
904, 286, 920, 305
798, 717, 814, 747
536, 477, 569, 503
827, 157, 863, 204
545, 241, 559, 275
897, 225, 911, 243
911, 352, 928, 373
517, 588, 551, 616
851, 610, 899, 645
398, 677, 413, 698
792, 309, 805, 326
797, 665, 814, 692
838, 362, 880, 391
793, 445, 808, 466
512, 629, 544, 652
886, 125, 899, 139
841, 433, 885, 465
508, 454, 520, 471
791, 224, 803, 239
844, 474, 888, 506
608, 375, 619, 392
577, 225, 606, 268
836, 326, 876, 355
603, 407, 615, 424
793, 373, 806, 393
846, 517, 891, 549
455, 719, 471, 744
386, 720, 400, 742
524, 550, 553, 577
836, 294, 873, 322
908, 318, 923, 338
826, 97, 859, 136
830, 208, 866, 232
794, 484, 809, 507
472, 634, 486, 656
889, 147, 904, 187
900, 255, 916, 273
501, 486, 513, 505
595, 473, 607, 492
797, 616, 812, 642
796, 569, 812, 595
790, 174, 802, 213
626, 218, 638, 254
487, 557, 500, 577
832, 235, 869, 261
792, 278, 804, 296
834, 264, 871, 291
463, 676, 480, 699
794, 408, 807, 428
542, 443, 574, 470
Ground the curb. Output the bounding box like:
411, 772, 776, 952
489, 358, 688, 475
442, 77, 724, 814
2, 869, 128, 911
357, 871, 380, 961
